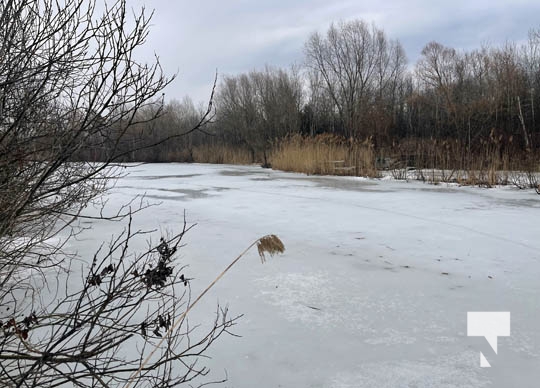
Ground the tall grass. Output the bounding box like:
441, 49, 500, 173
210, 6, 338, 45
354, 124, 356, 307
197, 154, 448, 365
270, 133, 538, 188
161, 133, 538, 190
383, 133, 531, 187
191, 145, 253, 165
271, 134, 378, 177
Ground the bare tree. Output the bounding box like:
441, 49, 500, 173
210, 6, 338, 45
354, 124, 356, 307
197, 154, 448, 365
304, 20, 407, 139
0, 1, 232, 386
415, 41, 461, 136
119, 97, 205, 162
215, 66, 303, 164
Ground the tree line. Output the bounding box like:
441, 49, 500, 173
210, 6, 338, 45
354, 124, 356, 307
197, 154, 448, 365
97, 19, 540, 166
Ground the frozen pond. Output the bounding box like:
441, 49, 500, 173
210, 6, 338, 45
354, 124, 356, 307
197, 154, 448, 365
75, 163, 540, 387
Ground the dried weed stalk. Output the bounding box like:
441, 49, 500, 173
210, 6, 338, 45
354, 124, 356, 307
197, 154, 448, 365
125, 234, 285, 387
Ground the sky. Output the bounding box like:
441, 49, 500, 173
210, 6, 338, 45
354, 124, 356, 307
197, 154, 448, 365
127, 0, 540, 104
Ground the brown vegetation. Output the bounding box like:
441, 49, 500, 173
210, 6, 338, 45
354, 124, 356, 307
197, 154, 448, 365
271, 134, 378, 177
191, 144, 254, 165
268, 133, 538, 188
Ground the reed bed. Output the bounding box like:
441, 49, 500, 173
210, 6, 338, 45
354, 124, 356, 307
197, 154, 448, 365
270, 134, 378, 177
384, 134, 539, 188
171, 133, 538, 191
191, 144, 253, 165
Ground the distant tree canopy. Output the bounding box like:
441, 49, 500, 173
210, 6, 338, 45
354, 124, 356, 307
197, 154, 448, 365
304, 20, 407, 140
214, 21, 539, 156
109, 19, 540, 163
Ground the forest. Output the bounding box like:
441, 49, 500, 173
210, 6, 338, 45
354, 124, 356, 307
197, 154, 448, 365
80, 19, 540, 187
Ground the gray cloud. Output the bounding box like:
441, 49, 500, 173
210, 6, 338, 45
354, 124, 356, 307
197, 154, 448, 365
130, 0, 540, 103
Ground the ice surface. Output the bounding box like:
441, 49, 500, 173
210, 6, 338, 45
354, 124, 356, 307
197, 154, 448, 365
72, 163, 540, 387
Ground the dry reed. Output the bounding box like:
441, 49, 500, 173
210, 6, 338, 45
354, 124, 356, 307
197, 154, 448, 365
192, 144, 253, 164
382, 133, 539, 187
172, 134, 538, 189
124, 235, 285, 388
270, 134, 378, 177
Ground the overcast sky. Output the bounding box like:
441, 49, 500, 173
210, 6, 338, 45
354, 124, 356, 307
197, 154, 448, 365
129, 0, 540, 104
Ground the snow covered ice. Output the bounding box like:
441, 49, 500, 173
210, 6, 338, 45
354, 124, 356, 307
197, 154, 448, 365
75, 163, 540, 387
